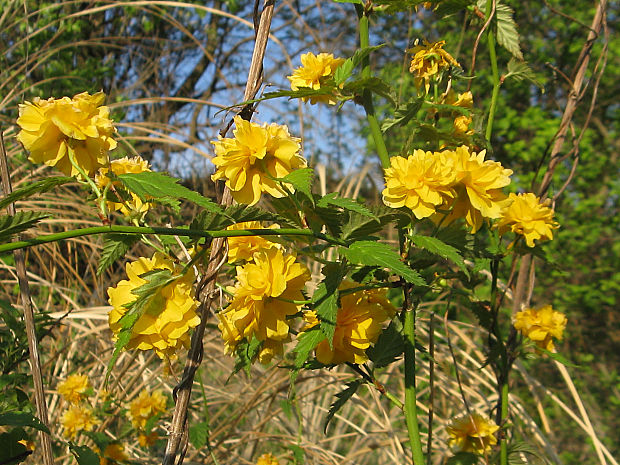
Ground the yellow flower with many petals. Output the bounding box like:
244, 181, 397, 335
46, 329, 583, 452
57, 373, 91, 404
382, 150, 456, 219
497, 193, 559, 247
439, 146, 513, 233
287, 52, 345, 104
17, 92, 117, 177
307, 282, 395, 365
218, 249, 310, 361
226, 221, 281, 263
256, 453, 280, 465
128, 390, 167, 430
513, 305, 566, 351
409, 40, 459, 92
100, 443, 128, 465
447, 412, 499, 454
211, 116, 307, 206
107, 253, 200, 359
453, 115, 474, 136
95, 156, 151, 217
138, 431, 159, 448
61, 405, 100, 439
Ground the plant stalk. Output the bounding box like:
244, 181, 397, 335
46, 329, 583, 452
500, 381, 509, 465
485, 0, 500, 141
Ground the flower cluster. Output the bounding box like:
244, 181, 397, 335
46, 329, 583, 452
226, 221, 281, 263
383, 146, 512, 232
211, 116, 307, 206
95, 156, 152, 217
99, 443, 128, 465
107, 252, 201, 359
17, 91, 117, 177
287, 52, 345, 105
57, 373, 91, 404
409, 40, 458, 92
128, 389, 167, 430
513, 305, 567, 351
304, 282, 395, 365
60, 404, 100, 439
446, 412, 499, 455
256, 453, 280, 465
218, 248, 310, 364
497, 193, 559, 247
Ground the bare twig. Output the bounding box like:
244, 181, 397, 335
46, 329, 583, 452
162, 2, 276, 464
0, 132, 54, 465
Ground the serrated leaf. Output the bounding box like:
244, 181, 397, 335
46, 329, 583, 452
312, 264, 346, 347
317, 193, 376, 219
367, 322, 404, 368
294, 327, 325, 368
381, 99, 423, 132
435, 0, 474, 17
97, 234, 139, 276
280, 168, 314, 202
224, 88, 338, 111
341, 241, 426, 286
410, 234, 469, 276
0, 176, 73, 210
0, 412, 50, 434
0, 212, 47, 242
478, 0, 522, 60
374, 0, 427, 13
341, 205, 400, 241
232, 336, 263, 376
188, 422, 209, 449
324, 380, 362, 433
505, 58, 544, 90
69, 443, 100, 465
343, 77, 396, 105
117, 172, 221, 213
333, 45, 386, 85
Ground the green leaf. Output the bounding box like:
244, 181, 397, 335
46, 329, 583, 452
343, 77, 396, 105
0, 428, 31, 465
280, 168, 314, 203
333, 45, 386, 85
435, 0, 474, 17
374, 0, 427, 13
288, 443, 306, 464
505, 58, 544, 90
478, 0, 523, 60
312, 264, 346, 347
447, 451, 479, 465
381, 99, 423, 132
409, 234, 469, 277
537, 347, 579, 367
97, 234, 139, 276
69, 443, 100, 465
317, 193, 377, 219
190, 204, 279, 232
367, 322, 404, 368
0, 212, 47, 242
333, 0, 363, 3
324, 380, 362, 433
341, 205, 402, 241
224, 88, 338, 110
341, 241, 426, 286
0, 176, 74, 210
0, 412, 50, 434
232, 336, 262, 376
188, 422, 209, 449
117, 172, 221, 213
294, 327, 325, 368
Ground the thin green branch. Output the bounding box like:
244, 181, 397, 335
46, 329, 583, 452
485, 0, 501, 141
0, 226, 347, 255
404, 297, 425, 465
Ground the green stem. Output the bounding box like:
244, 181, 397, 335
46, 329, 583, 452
485, 0, 501, 141
355, 5, 390, 169
500, 381, 509, 465
404, 298, 425, 465
0, 226, 346, 255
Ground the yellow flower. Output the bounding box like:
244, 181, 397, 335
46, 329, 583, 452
513, 305, 567, 351
409, 40, 459, 92
17, 439, 35, 451
313, 282, 395, 365
218, 249, 310, 359
107, 253, 201, 359
100, 443, 128, 465
439, 146, 513, 233
211, 116, 307, 205
447, 412, 499, 455
17, 91, 117, 177
138, 431, 159, 448
256, 453, 280, 465
497, 193, 559, 247
226, 221, 281, 263
57, 373, 91, 404
128, 390, 167, 430
382, 150, 456, 219
95, 156, 151, 216
287, 52, 345, 104
61, 405, 100, 439
445, 90, 474, 109
453, 115, 474, 136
